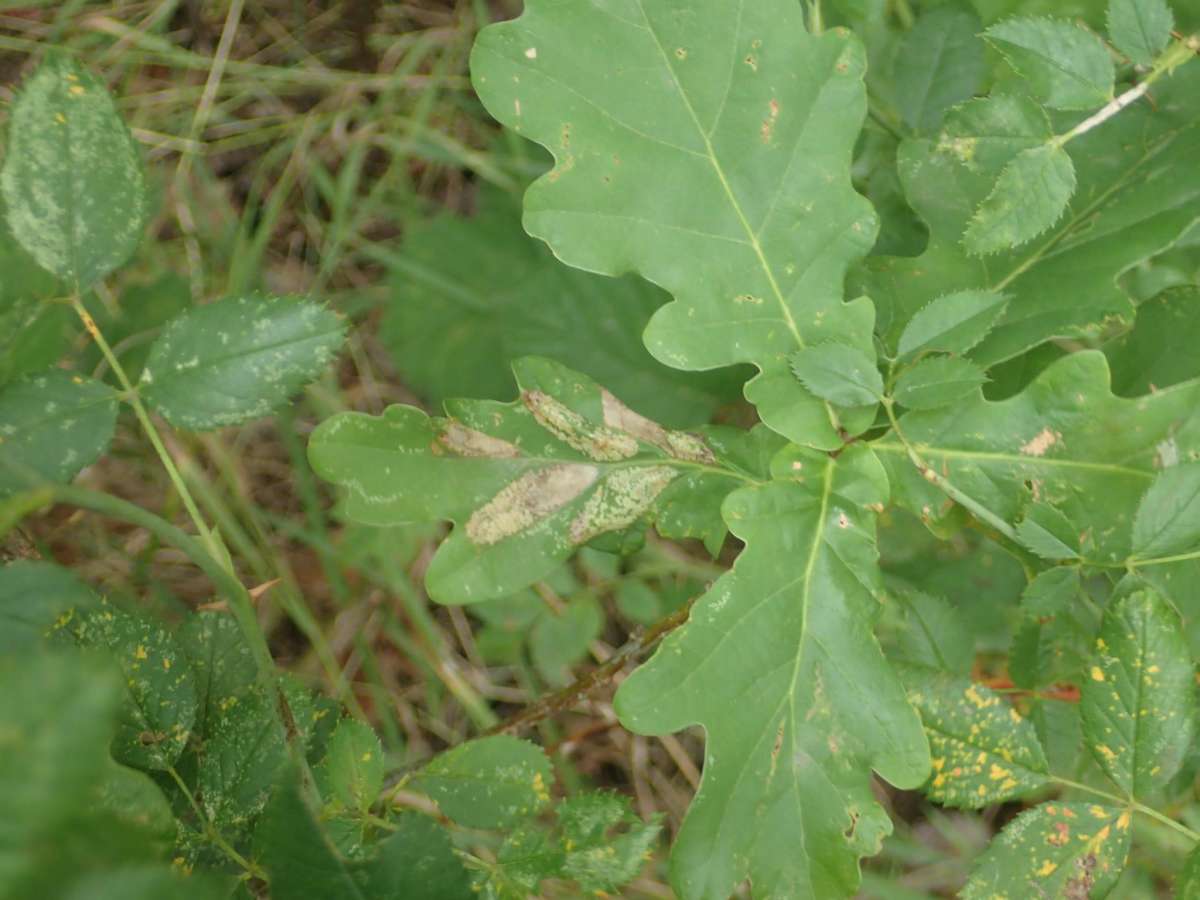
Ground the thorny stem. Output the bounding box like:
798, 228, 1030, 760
70, 295, 223, 564
1049, 775, 1200, 844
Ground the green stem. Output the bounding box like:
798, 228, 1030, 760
70, 296, 221, 563
1049, 775, 1200, 843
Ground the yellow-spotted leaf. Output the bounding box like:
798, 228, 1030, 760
1081, 589, 1197, 798
902, 667, 1049, 808
962, 802, 1133, 899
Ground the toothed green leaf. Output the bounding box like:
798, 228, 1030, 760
963, 144, 1077, 256
893, 356, 987, 410
1107, 0, 1174, 65
790, 343, 883, 407
984, 17, 1115, 110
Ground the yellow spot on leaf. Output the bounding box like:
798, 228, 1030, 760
134, 645, 148, 661
1091, 666, 1106, 682
1117, 809, 1131, 830
1036, 860, 1057, 876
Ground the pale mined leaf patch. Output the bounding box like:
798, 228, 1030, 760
467, 464, 599, 546
569, 465, 677, 544
524, 390, 638, 462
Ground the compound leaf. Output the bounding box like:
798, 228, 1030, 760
317, 718, 385, 816
614, 445, 929, 900
0, 369, 118, 498
963, 144, 1076, 256
197, 688, 286, 830
984, 17, 1115, 110
309, 357, 748, 604
962, 803, 1132, 898
1081, 590, 1196, 798
139, 296, 345, 431
856, 66, 1200, 368
1107, 0, 1174, 65
1, 53, 146, 289
903, 667, 1049, 808
897, 290, 1009, 359
472, 0, 880, 449
412, 736, 553, 831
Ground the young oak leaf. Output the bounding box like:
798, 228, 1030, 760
471, 0, 880, 450
308, 357, 751, 605
614, 445, 929, 900
854, 65, 1200, 368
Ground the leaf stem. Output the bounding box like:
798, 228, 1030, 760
1049, 775, 1200, 843
166, 765, 265, 879
69, 295, 222, 563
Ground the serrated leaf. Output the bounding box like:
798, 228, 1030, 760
893, 356, 987, 410
197, 688, 286, 829
0, 53, 146, 289
0, 560, 99, 654
890, 588, 974, 675
1010, 567, 1095, 690
382, 185, 741, 427
1106, 287, 1200, 395
897, 290, 1009, 358
875, 352, 1200, 565
790, 342, 883, 407
902, 667, 1049, 808
1016, 502, 1082, 560
964, 144, 1077, 256
1132, 462, 1200, 560
0, 369, 118, 497
317, 719, 384, 816
856, 65, 1200, 368
309, 357, 746, 604
412, 736, 553, 830
615, 446, 929, 900
1081, 590, 1196, 798
472, 1, 880, 449
65, 603, 197, 771
139, 296, 345, 430
177, 611, 257, 737
985, 17, 1115, 110
1107, 0, 1174, 65
962, 802, 1132, 899
558, 792, 661, 893
892, 4, 986, 134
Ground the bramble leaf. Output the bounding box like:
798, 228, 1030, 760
412, 736, 553, 830
893, 356, 987, 411
962, 144, 1076, 256
309, 357, 749, 604
1081, 590, 1196, 798
0, 53, 146, 289
857, 66, 1200, 368
177, 611, 257, 737
790, 342, 882, 406
962, 803, 1132, 898
361, 814, 473, 900
197, 688, 286, 830
0, 560, 99, 654
1015, 502, 1082, 560
615, 445, 929, 899
1107, 0, 1174, 65
897, 290, 1009, 359
317, 718, 385, 816
472, 0, 879, 448
139, 296, 345, 430
0, 369, 118, 498
902, 667, 1049, 808
984, 17, 1115, 110
63, 602, 198, 772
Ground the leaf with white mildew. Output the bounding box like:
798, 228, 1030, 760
1, 53, 146, 289
139, 296, 345, 431
308, 356, 750, 605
